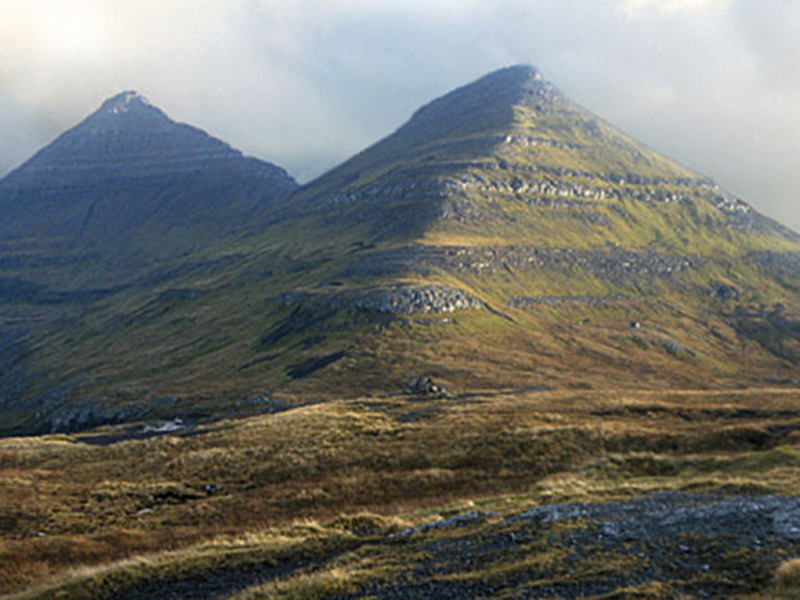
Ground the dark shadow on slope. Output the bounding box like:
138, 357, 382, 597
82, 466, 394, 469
730, 305, 800, 365
287, 351, 346, 379
104, 552, 350, 600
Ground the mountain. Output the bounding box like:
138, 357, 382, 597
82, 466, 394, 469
249, 64, 799, 389
0, 91, 298, 287
294, 66, 795, 236
0, 91, 298, 432
0, 67, 798, 435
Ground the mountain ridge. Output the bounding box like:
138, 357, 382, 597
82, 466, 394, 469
0, 65, 797, 435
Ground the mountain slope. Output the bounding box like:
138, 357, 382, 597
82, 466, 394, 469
0, 92, 299, 432
0, 91, 298, 286
294, 65, 797, 246
1, 67, 798, 435
246, 65, 799, 390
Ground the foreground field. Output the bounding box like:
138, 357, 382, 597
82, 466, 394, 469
3, 386, 800, 598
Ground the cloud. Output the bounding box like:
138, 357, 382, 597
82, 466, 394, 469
620, 0, 729, 17
729, 0, 800, 90
0, 0, 797, 231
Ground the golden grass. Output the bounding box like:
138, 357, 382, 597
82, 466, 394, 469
232, 567, 362, 599
2, 387, 799, 595
774, 559, 800, 595
8, 519, 368, 600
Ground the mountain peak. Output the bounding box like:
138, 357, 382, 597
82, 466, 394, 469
90, 90, 169, 128
100, 90, 154, 114
1, 87, 298, 202
386, 63, 564, 151
407, 64, 551, 125
489, 63, 545, 83
300, 64, 564, 199
0, 85, 299, 266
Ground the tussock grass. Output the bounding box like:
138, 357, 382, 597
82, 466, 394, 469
741, 559, 800, 599
775, 559, 800, 591
7, 518, 371, 600
2, 387, 800, 595
232, 567, 362, 599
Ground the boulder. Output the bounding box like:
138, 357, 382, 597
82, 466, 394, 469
407, 375, 449, 397
713, 284, 740, 301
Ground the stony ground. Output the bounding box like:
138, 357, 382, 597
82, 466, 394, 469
101, 492, 800, 599
337, 493, 800, 599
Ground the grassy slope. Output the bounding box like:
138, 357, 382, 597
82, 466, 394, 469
2, 66, 799, 435
3, 386, 800, 597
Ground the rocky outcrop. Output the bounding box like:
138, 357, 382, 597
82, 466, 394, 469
391, 510, 497, 538
517, 492, 800, 541
312, 166, 718, 228
338, 245, 701, 282
280, 284, 484, 316
356, 492, 800, 599
351, 285, 483, 314
510, 294, 629, 309
406, 375, 450, 397
35, 392, 182, 433
712, 284, 741, 301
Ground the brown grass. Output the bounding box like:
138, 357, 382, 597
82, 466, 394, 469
1, 386, 799, 595
772, 559, 800, 598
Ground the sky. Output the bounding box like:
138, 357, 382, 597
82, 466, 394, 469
0, 0, 798, 231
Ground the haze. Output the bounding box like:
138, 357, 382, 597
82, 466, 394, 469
0, 0, 797, 230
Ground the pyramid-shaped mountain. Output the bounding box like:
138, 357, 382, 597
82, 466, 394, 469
0, 91, 297, 285
296, 65, 796, 242
1, 66, 798, 435
269, 65, 798, 352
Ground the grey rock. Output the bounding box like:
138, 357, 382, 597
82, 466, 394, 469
391, 510, 500, 538
773, 503, 800, 539
338, 244, 701, 284
713, 283, 740, 301
280, 284, 483, 316
406, 375, 449, 397
142, 419, 184, 434
353, 285, 483, 315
